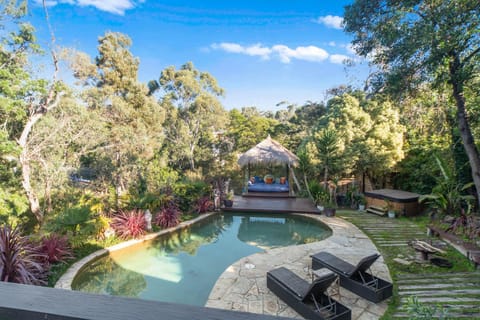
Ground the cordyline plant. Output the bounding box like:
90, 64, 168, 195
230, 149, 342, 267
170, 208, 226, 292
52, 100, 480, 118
39, 234, 74, 264
155, 202, 181, 228
0, 225, 47, 285
194, 196, 213, 214
110, 209, 147, 240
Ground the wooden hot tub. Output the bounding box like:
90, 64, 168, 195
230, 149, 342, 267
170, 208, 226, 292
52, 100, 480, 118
365, 189, 422, 217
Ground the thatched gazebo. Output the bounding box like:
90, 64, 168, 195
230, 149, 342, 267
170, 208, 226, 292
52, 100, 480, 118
237, 136, 300, 195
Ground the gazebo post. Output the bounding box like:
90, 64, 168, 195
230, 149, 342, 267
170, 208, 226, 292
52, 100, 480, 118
245, 163, 251, 194
287, 164, 292, 196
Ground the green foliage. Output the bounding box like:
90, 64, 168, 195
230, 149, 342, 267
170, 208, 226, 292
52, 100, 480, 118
70, 31, 165, 199
405, 296, 450, 320
308, 181, 327, 205
0, 188, 28, 226
313, 127, 342, 185
143, 159, 179, 192
45, 206, 108, 245
150, 61, 226, 171
419, 156, 475, 216
344, 0, 480, 206
172, 181, 211, 213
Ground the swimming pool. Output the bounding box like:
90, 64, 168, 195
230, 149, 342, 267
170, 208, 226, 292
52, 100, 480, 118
72, 213, 331, 306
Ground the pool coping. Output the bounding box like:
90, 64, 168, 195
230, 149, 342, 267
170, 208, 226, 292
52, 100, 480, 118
55, 212, 217, 289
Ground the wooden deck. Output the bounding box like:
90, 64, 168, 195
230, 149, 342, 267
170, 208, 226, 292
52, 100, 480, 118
242, 192, 294, 198
223, 195, 320, 214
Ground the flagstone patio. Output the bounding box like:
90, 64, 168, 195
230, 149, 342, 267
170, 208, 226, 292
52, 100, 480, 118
206, 214, 391, 320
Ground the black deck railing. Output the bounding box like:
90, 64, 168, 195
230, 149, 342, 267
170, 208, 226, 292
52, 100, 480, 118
0, 282, 290, 320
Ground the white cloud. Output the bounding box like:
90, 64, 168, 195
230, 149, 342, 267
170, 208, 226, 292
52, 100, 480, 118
34, 0, 143, 15
211, 43, 271, 59
329, 54, 350, 65
211, 42, 329, 64
272, 45, 328, 63
315, 15, 344, 30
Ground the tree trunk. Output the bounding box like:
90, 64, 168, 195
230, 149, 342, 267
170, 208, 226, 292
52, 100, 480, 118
450, 56, 480, 209
19, 149, 42, 222
17, 113, 44, 223
189, 144, 195, 170
323, 166, 329, 189
304, 175, 313, 200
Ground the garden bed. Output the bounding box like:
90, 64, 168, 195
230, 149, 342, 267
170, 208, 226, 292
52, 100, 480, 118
428, 225, 480, 268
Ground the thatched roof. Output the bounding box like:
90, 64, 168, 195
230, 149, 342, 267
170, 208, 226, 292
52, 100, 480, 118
237, 136, 299, 167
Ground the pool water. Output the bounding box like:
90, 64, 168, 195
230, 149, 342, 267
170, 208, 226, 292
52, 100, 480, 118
72, 213, 331, 306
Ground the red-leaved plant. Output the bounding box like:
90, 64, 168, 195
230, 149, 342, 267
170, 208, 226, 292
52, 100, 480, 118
154, 202, 181, 228
39, 234, 74, 264
0, 225, 47, 285
110, 209, 147, 239
194, 196, 213, 214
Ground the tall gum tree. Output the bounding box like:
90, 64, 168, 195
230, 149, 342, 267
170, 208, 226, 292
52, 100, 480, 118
70, 32, 165, 199
0, 1, 63, 223
344, 0, 480, 206
149, 62, 226, 171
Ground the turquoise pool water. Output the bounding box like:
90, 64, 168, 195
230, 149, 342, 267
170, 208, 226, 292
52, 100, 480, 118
72, 213, 331, 306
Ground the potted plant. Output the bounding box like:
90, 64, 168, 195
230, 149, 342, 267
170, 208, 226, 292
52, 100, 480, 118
384, 198, 395, 218
357, 194, 366, 211
223, 190, 234, 208
315, 189, 329, 212
324, 197, 337, 217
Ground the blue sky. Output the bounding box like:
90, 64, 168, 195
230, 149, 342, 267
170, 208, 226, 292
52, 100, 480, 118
28, 0, 369, 111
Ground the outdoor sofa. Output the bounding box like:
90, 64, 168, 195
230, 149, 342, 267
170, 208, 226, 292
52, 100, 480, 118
248, 176, 289, 192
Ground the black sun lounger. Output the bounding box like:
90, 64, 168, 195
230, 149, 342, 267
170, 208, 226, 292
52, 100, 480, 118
311, 252, 393, 303
267, 267, 351, 320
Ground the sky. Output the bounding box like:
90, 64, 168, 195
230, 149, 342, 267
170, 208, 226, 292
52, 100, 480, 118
28, 0, 370, 111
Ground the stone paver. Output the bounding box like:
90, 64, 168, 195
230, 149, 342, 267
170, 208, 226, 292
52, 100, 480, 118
338, 210, 480, 319
206, 214, 391, 319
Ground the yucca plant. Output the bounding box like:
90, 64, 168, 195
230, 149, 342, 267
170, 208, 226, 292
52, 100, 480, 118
0, 225, 47, 285
39, 234, 74, 264
154, 202, 181, 228
110, 209, 147, 239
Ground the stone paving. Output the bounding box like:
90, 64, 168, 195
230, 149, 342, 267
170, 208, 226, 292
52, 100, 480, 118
206, 214, 391, 319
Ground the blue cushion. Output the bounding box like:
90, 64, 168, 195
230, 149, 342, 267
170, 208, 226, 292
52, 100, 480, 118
254, 176, 263, 183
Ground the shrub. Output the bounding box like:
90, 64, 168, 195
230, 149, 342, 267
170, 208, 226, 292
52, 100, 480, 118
154, 202, 181, 228
39, 234, 74, 264
194, 196, 213, 214
173, 181, 211, 212
0, 225, 47, 285
45, 206, 110, 245
110, 209, 147, 240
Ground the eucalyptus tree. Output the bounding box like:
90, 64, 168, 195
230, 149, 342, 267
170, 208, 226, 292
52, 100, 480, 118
0, 1, 64, 223
227, 108, 277, 153
70, 32, 164, 198
344, 0, 480, 206
149, 62, 227, 171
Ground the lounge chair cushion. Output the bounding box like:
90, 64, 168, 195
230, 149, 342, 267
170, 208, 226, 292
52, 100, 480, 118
267, 267, 337, 302
267, 267, 309, 299
311, 252, 379, 277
